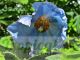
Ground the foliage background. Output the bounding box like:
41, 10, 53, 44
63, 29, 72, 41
0, 0, 80, 60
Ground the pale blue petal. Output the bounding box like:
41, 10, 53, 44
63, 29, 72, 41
18, 15, 32, 27
7, 15, 33, 47
49, 23, 60, 36
32, 36, 64, 54
7, 22, 32, 47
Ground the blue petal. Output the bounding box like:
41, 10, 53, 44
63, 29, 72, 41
56, 8, 67, 40
32, 2, 67, 35
32, 2, 67, 28
32, 2, 57, 11
32, 2, 43, 11
57, 8, 67, 40
32, 2, 68, 41
61, 24, 67, 40
32, 2, 58, 22
58, 8, 67, 19
47, 13, 64, 29
57, 8, 67, 27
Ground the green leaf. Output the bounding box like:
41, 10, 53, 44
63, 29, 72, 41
60, 0, 67, 2
0, 20, 9, 25
66, 12, 74, 17
0, 36, 13, 49
35, 0, 39, 1
40, 47, 48, 54
0, 51, 5, 60
15, 0, 28, 4
4, 52, 19, 60
45, 50, 80, 60
30, 7, 35, 12
74, 15, 80, 33
0, 16, 5, 19
45, 54, 61, 60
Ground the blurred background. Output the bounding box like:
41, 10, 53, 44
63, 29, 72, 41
0, 0, 80, 60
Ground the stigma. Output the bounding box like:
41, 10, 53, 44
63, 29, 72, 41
34, 16, 50, 32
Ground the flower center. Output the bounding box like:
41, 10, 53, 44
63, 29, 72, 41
34, 16, 50, 32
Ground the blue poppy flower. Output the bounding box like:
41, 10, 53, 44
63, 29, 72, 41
7, 2, 67, 55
